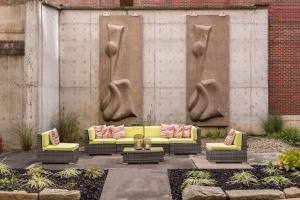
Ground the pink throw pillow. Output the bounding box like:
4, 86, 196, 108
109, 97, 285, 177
224, 129, 236, 145
102, 126, 113, 138
94, 125, 106, 139
160, 124, 175, 138
111, 125, 125, 139
50, 128, 60, 145
182, 125, 192, 138
173, 124, 184, 138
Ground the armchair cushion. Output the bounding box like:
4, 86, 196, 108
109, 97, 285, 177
116, 138, 134, 144
89, 138, 116, 144
169, 138, 197, 144
43, 143, 79, 152
233, 131, 243, 146
124, 126, 143, 138
88, 127, 96, 141
206, 143, 241, 151
42, 131, 51, 147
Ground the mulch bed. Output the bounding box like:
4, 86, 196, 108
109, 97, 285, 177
168, 166, 300, 200
0, 169, 108, 200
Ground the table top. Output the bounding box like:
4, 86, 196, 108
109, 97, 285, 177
123, 147, 163, 153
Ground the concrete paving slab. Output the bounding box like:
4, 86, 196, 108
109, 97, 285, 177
100, 168, 172, 200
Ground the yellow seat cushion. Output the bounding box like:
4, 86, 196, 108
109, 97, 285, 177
233, 131, 243, 146
191, 126, 198, 141
88, 127, 96, 141
42, 131, 51, 147
43, 143, 79, 152
148, 138, 169, 144
169, 138, 197, 144
89, 138, 116, 144
124, 126, 144, 138
116, 138, 134, 144
144, 126, 161, 138
206, 143, 241, 151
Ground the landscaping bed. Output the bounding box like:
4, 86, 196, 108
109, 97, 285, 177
0, 168, 108, 200
168, 166, 300, 200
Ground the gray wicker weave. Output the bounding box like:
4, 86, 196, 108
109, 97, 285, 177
36, 133, 79, 164
122, 147, 164, 164
170, 127, 201, 154
206, 133, 247, 163
84, 130, 116, 155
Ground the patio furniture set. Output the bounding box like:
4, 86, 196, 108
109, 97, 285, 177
36, 125, 247, 164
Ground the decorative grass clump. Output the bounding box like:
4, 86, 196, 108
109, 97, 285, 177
0, 176, 18, 186
262, 161, 277, 175
84, 168, 105, 179
181, 170, 216, 189
57, 168, 81, 178
26, 175, 54, 191
263, 175, 293, 187
27, 167, 48, 177
262, 115, 284, 134
0, 162, 11, 176
57, 113, 81, 143
227, 171, 258, 187
292, 171, 300, 177
11, 123, 35, 151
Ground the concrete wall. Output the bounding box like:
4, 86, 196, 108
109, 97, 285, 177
59, 9, 268, 134
41, 5, 59, 130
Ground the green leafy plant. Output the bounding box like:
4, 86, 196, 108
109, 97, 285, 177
11, 123, 36, 151
280, 128, 300, 145
181, 178, 216, 189
206, 129, 227, 139
262, 115, 283, 134
26, 175, 54, 191
263, 175, 293, 187
227, 171, 258, 187
0, 162, 11, 176
0, 176, 18, 186
262, 161, 277, 175
292, 171, 300, 177
27, 167, 47, 177
57, 113, 81, 143
186, 170, 211, 179
84, 168, 105, 179
278, 150, 300, 171
57, 168, 81, 178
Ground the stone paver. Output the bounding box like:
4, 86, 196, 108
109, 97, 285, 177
182, 186, 226, 200
225, 189, 285, 200
284, 187, 300, 198
100, 168, 172, 200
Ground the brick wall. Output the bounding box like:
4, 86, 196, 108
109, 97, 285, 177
46, 0, 300, 115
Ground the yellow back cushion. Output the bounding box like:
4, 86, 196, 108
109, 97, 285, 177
191, 126, 198, 141
144, 126, 161, 138
233, 131, 243, 146
42, 131, 50, 147
124, 126, 144, 138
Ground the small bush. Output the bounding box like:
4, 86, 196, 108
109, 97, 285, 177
262, 115, 284, 134
263, 176, 293, 187
12, 123, 36, 151
186, 170, 211, 179
26, 175, 54, 191
278, 150, 300, 171
0, 176, 18, 186
181, 178, 216, 189
84, 168, 105, 179
57, 168, 81, 178
262, 161, 277, 175
0, 162, 11, 176
280, 128, 300, 145
57, 113, 81, 143
227, 171, 258, 187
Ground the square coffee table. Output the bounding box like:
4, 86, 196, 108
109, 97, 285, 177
122, 147, 164, 164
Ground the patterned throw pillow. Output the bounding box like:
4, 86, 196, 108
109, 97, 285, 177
173, 124, 184, 138
102, 126, 113, 139
111, 125, 125, 139
160, 124, 175, 138
94, 125, 106, 139
50, 128, 60, 145
182, 125, 192, 138
224, 129, 236, 145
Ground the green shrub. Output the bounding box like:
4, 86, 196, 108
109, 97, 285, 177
26, 175, 54, 191
280, 128, 300, 145
57, 168, 81, 178
181, 178, 216, 189
12, 123, 35, 151
262, 115, 284, 134
0, 176, 18, 186
0, 162, 11, 176
57, 113, 81, 143
278, 150, 300, 171
227, 171, 258, 187
186, 170, 211, 179
262, 161, 277, 175
263, 176, 293, 187
84, 168, 105, 179
206, 130, 227, 139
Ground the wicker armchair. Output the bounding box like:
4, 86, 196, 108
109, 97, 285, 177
84, 130, 116, 155
36, 133, 79, 164
206, 133, 247, 163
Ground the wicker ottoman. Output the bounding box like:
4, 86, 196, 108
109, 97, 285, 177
122, 147, 164, 164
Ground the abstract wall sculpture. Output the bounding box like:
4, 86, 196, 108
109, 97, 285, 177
187, 15, 229, 126
99, 15, 143, 125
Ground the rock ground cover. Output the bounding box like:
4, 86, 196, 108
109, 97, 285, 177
168, 166, 300, 200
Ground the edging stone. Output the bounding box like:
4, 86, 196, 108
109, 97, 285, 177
39, 188, 80, 200
225, 189, 285, 200
284, 187, 300, 198
182, 185, 226, 200
0, 190, 38, 200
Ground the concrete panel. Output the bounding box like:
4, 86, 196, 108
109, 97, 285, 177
90, 87, 100, 125
155, 11, 186, 24
91, 24, 100, 88
91, 10, 127, 24
155, 88, 186, 124
143, 87, 155, 125
60, 10, 90, 24
128, 11, 155, 24
143, 23, 155, 88
254, 9, 268, 24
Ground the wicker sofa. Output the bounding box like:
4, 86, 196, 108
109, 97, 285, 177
36, 131, 79, 164
84, 126, 201, 155
206, 132, 247, 163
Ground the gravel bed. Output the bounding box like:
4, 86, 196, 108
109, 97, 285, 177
0, 169, 108, 200
168, 166, 300, 200
201, 136, 299, 153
